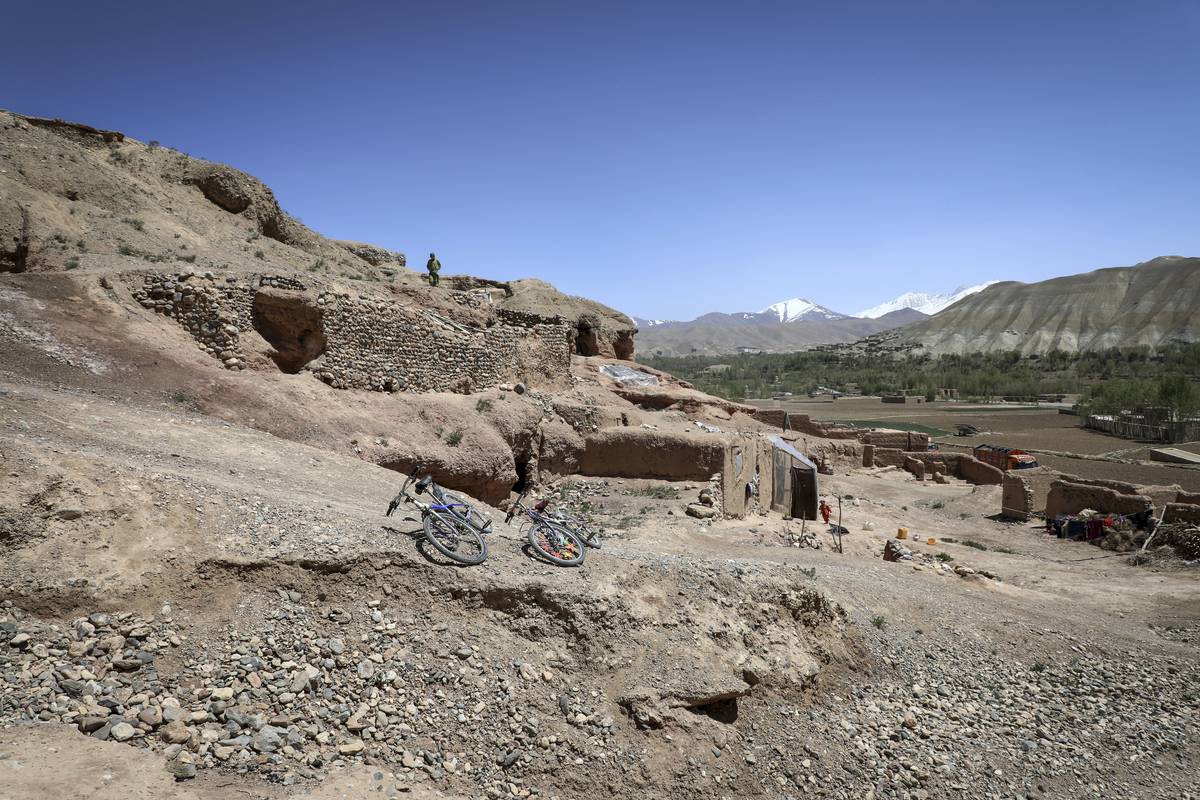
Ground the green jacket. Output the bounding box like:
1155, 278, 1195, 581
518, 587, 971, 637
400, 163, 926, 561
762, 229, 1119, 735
426, 257, 441, 273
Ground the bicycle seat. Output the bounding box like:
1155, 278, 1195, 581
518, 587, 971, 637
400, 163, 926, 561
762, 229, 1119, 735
534, 499, 550, 512
415, 476, 433, 495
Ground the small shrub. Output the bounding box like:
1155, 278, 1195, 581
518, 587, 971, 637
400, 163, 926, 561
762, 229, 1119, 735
870, 615, 887, 630
935, 552, 955, 562
940, 537, 959, 544
148, 140, 161, 150
963, 540, 988, 551
254, 250, 265, 260
76, 239, 87, 250
901, 505, 908, 511
433, 427, 444, 438
177, 254, 196, 263
798, 566, 817, 579
629, 484, 681, 499
475, 399, 494, 413
118, 243, 137, 256
445, 430, 463, 447
122, 217, 144, 231
171, 390, 188, 403
930, 500, 944, 510
1031, 661, 1047, 673
51, 232, 67, 244
64, 257, 80, 270
993, 546, 1017, 554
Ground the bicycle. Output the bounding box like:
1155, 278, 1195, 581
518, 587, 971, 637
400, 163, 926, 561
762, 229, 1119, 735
505, 491, 588, 567
386, 467, 488, 565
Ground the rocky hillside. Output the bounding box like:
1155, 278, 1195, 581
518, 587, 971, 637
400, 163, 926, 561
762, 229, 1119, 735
0, 109, 635, 353
886, 256, 1200, 355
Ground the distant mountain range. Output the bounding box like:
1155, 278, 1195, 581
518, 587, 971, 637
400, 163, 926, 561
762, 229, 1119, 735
633, 282, 990, 357
761, 298, 847, 323
854, 282, 998, 318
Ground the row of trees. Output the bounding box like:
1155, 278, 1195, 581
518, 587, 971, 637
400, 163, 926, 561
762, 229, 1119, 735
1078, 375, 1200, 422
645, 344, 1200, 406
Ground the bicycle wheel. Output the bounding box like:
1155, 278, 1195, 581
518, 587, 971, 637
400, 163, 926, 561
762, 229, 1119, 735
576, 523, 602, 549
424, 511, 488, 565
553, 514, 600, 549
440, 491, 493, 534
528, 521, 585, 567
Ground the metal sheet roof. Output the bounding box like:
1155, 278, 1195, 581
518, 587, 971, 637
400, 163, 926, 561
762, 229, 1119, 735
768, 435, 816, 470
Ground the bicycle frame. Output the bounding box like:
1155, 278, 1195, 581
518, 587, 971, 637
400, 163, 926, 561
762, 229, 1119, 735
387, 467, 487, 530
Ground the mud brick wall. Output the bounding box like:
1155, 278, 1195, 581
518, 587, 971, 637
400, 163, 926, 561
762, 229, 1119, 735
753, 409, 788, 428
904, 456, 926, 481
863, 430, 931, 450
957, 455, 1004, 486
1045, 480, 1152, 519
789, 414, 861, 440
1001, 472, 1035, 520
1163, 502, 1200, 524
1177, 490, 1200, 506
579, 428, 725, 481
871, 447, 907, 468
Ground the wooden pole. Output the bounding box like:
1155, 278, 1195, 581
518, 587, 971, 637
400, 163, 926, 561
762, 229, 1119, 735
836, 496, 844, 553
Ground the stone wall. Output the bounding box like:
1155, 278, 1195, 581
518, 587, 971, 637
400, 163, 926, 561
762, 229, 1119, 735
1045, 480, 1152, 519
130, 270, 574, 394
1177, 490, 1200, 506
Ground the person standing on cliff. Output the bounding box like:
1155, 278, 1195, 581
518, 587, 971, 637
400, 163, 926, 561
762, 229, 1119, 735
425, 252, 441, 287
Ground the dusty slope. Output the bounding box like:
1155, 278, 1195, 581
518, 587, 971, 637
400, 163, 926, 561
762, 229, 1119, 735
3, 378, 1199, 799
887, 256, 1200, 355
0, 109, 634, 348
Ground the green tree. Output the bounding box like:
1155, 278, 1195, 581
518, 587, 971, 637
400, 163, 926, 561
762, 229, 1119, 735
1158, 375, 1200, 422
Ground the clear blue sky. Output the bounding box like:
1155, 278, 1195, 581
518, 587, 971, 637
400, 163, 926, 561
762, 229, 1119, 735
4, 1, 1198, 320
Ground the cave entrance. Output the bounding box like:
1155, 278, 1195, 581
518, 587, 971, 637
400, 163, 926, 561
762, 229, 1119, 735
575, 323, 600, 357
251, 290, 326, 373
512, 459, 530, 494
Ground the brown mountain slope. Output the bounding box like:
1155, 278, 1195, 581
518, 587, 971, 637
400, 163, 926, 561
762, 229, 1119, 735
888, 256, 1200, 355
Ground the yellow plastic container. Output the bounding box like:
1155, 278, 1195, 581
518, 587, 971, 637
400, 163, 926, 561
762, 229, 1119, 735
897, 528, 908, 540
927, 537, 937, 545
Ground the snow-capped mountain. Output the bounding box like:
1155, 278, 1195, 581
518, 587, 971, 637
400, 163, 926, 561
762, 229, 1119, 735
760, 297, 848, 323
854, 282, 998, 319
632, 317, 668, 328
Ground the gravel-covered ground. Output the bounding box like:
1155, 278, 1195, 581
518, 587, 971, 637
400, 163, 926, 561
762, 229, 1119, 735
3, 381, 1199, 800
